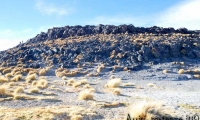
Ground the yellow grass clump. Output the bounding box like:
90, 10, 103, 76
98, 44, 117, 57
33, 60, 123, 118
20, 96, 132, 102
105, 78, 121, 88
67, 79, 75, 86
38, 68, 47, 76
147, 83, 156, 88
11, 74, 22, 82
96, 64, 105, 73
78, 90, 94, 100
70, 115, 83, 120
32, 81, 37, 86
73, 82, 82, 88
14, 87, 24, 94
2, 68, 12, 74
83, 84, 91, 89
62, 76, 67, 80
0, 86, 6, 96
79, 79, 88, 85
128, 101, 177, 120
194, 74, 200, 79
36, 79, 48, 89
0, 76, 9, 83
30, 88, 39, 93
193, 68, 199, 73
112, 88, 121, 95
163, 69, 168, 74
178, 69, 184, 74
26, 74, 37, 83
5, 73, 12, 78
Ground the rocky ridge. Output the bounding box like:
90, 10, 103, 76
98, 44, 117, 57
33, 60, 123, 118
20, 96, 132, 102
0, 24, 200, 70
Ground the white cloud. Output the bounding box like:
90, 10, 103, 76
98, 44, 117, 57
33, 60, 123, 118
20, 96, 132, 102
0, 29, 35, 51
35, 0, 73, 16
155, 0, 200, 30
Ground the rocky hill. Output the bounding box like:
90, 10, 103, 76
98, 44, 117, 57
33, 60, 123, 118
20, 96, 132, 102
0, 24, 200, 70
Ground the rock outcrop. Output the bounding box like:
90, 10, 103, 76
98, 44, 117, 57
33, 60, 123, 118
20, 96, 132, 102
0, 24, 200, 69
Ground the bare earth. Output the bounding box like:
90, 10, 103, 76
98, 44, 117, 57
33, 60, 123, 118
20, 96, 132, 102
0, 59, 200, 120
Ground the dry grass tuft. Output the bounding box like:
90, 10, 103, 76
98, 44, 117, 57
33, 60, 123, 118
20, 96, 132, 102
73, 82, 82, 88
5, 73, 12, 78
30, 88, 39, 93
163, 69, 168, 74
67, 79, 75, 86
38, 68, 47, 76
36, 79, 48, 89
193, 74, 200, 79
0, 86, 6, 96
147, 83, 156, 88
83, 84, 91, 89
105, 78, 121, 88
31, 81, 37, 86
26, 74, 36, 83
79, 79, 88, 85
178, 69, 184, 74
112, 88, 121, 95
62, 76, 67, 80
11, 74, 22, 82
70, 115, 83, 120
0, 76, 9, 83
104, 101, 119, 107
2, 68, 12, 74
193, 68, 199, 73
14, 87, 24, 94
78, 90, 94, 100
128, 101, 177, 120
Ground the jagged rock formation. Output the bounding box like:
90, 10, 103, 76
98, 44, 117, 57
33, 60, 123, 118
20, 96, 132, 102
0, 25, 200, 69
25, 25, 196, 44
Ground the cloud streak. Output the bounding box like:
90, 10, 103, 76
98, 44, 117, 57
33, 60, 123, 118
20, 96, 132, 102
35, 0, 74, 16
155, 0, 200, 30
90, 0, 200, 30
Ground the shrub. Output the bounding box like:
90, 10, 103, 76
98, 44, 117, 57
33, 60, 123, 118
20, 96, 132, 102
112, 88, 121, 95
39, 68, 47, 76
78, 90, 94, 100
14, 87, 24, 94
36, 79, 48, 89
0, 76, 9, 83
30, 88, 39, 93
0, 86, 6, 96
105, 78, 121, 88
26, 74, 36, 83
11, 74, 22, 82
178, 69, 184, 74
128, 101, 176, 120
5, 73, 12, 78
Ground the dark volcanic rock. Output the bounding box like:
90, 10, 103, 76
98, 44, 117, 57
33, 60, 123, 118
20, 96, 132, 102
0, 24, 200, 70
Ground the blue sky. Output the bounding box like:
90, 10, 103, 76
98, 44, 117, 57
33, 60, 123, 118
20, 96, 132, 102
0, 0, 200, 50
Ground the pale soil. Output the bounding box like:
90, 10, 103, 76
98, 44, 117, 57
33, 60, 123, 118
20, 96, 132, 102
0, 59, 200, 120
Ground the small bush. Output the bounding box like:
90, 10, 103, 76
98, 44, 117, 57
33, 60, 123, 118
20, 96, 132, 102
5, 73, 12, 78
0, 76, 8, 83
30, 88, 39, 93
0, 86, 6, 96
178, 69, 184, 74
78, 90, 94, 100
11, 74, 22, 82
105, 78, 121, 88
128, 101, 176, 120
14, 87, 24, 94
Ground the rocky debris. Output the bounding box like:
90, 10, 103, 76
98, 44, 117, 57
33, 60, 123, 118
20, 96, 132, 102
0, 25, 200, 70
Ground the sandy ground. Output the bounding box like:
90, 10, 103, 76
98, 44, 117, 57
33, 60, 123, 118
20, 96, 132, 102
0, 59, 200, 120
